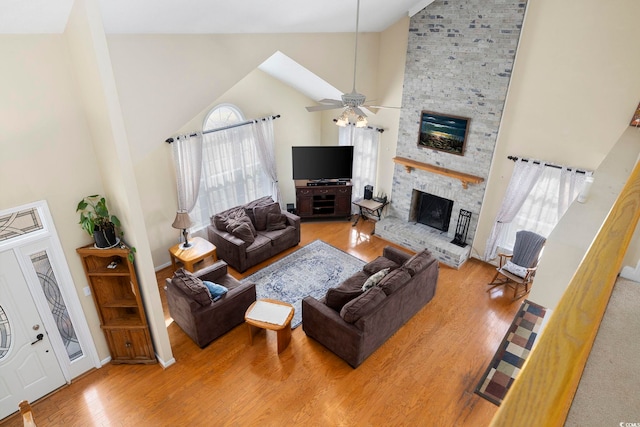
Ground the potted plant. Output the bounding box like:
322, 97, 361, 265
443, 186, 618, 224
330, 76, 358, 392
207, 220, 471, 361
76, 195, 122, 249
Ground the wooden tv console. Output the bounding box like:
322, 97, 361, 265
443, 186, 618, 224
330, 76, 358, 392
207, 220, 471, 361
295, 180, 352, 220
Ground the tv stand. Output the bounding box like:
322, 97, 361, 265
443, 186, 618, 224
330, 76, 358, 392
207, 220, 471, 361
295, 180, 352, 219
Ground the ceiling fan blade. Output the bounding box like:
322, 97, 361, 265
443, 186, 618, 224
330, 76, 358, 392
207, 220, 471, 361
305, 104, 344, 112
363, 104, 401, 110
316, 98, 343, 105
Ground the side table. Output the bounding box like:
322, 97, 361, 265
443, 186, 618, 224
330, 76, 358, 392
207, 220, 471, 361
352, 198, 388, 233
169, 236, 217, 272
245, 299, 294, 354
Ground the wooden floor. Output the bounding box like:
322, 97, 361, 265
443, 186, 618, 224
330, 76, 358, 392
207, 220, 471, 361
2, 219, 521, 427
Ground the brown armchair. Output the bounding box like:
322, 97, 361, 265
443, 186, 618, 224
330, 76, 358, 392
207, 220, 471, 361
164, 261, 256, 348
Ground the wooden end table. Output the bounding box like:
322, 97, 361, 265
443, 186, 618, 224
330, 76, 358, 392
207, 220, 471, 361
245, 299, 294, 354
168, 236, 217, 272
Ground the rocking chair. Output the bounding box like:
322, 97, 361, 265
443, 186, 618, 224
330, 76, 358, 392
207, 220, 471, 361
488, 230, 546, 300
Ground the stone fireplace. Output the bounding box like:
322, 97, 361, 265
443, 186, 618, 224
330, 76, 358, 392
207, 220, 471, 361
409, 190, 454, 232
373, 0, 527, 268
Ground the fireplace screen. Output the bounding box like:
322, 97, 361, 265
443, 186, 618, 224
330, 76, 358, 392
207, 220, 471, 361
410, 190, 453, 232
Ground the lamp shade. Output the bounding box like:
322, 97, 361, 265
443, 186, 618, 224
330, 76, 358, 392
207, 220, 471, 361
172, 211, 193, 230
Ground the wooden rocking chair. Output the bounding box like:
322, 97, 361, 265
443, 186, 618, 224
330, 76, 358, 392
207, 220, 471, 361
488, 230, 546, 300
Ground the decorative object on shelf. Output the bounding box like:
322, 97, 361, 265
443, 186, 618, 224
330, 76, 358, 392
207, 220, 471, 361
418, 111, 470, 156
630, 101, 640, 127
451, 209, 472, 247
76, 195, 136, 261
172, 211, 193, 248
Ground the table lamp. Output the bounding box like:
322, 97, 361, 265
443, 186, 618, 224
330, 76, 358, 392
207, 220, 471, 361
172, 211, 193, 248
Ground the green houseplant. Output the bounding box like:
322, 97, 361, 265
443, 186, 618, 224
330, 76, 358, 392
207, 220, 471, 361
76, 194, 123, 247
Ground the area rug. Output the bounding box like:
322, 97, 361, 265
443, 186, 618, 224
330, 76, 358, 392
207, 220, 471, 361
241, 239, 365, 328
475, 299, 547, 405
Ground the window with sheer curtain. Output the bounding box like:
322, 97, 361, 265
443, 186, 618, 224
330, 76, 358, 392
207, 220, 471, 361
339, 125, 380, 213
190, 104, 270, 232
498, 165, 591, 252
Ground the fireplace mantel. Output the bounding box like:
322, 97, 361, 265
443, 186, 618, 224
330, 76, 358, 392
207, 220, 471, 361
393, 157, 484, 189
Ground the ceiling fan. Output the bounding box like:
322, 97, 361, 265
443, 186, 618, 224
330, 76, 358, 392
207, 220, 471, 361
305, 0, 400, 127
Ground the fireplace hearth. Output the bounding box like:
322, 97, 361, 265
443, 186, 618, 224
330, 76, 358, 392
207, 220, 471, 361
409, 190, 454, 232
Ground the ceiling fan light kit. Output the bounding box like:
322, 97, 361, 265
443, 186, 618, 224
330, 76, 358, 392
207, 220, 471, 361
305, 0, 398, 127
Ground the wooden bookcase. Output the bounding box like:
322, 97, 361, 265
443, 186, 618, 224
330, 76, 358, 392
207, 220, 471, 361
76, 244, 156, 364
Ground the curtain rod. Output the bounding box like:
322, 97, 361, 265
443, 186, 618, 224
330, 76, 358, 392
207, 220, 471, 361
165, 114, 281, 143
331, 119, 384, 133
508, 155, 588, 174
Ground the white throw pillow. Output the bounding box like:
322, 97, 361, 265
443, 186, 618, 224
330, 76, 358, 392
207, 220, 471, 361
362, 268, 390, 291
503, 260, 528, 278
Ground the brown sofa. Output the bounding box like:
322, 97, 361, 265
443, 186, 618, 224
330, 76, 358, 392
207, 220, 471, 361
302, 246, 439, 368
207, 196, 301, 272
164, 261, 256, 348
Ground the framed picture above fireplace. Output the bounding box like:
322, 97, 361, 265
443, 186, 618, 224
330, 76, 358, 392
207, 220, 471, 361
418, 111, 470, 156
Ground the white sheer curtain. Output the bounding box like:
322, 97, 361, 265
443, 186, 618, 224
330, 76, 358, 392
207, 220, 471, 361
339, 125, 380, 213
171, 132, 203, 213
251, 117, 281, 206
484, 159, 546, 261
558, 167, 591, 216
500, 166, 592, 252
190, 127, 270, 231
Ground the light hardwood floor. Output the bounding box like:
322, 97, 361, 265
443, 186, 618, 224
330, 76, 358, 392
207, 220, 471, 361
2, 220, 521, 427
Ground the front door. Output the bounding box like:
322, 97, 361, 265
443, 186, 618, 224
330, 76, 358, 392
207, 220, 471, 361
0, 250, 66, 419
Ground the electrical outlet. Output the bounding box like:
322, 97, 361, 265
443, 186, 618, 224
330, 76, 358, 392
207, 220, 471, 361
83, 286, 91, 296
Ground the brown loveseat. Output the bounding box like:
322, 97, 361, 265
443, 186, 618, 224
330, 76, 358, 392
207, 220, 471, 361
164, 261, 256, 348
302, 246, 439, 368
207, 196, 301, 272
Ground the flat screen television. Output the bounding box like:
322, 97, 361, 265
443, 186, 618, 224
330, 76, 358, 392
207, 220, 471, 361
292, 146, 354, 181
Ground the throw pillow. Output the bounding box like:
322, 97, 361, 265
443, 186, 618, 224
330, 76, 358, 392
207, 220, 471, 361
213, 213, 229, 231
361, 268, 390, 291
229, 222, 255, 244
244, 196, 274, 227
340, 286, 386, 323
325, 287, 364, 311
403, 250, 436, 276
503, 260, 528, 278
266, 212, 287, 231
202, 280, 228, 301
229, 211, 257, 236
170, 268, 213, 306
378, 268, 412, 296
252, 203, 282, 231
363, 256, 399, 275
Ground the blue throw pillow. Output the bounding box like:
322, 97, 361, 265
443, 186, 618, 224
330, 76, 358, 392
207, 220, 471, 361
202, 281, 228, 301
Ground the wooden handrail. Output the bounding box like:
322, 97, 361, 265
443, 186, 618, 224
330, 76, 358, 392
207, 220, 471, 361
490, 160, 640, 426
392, 156, 484, 189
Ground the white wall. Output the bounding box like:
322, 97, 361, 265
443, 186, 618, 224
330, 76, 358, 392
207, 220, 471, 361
105, 30, 405, 268
0, 34, 108, 358
474, 0, 640, 266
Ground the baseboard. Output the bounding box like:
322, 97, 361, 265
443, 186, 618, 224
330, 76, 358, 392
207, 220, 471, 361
155, 261, 172, 272
620, 262, 640, 282
156, 354, 176, 368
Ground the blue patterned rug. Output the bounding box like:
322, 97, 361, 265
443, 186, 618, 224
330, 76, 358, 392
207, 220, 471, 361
241, 240, 365, 328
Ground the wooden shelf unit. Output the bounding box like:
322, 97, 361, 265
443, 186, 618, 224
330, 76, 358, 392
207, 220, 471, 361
76, 244, 156, 364
393, 156, 484, 189
295, 180, 352, 220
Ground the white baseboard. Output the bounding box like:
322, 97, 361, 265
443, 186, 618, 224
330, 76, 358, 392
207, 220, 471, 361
620, 262, 640, 282
156, 354, 176, 368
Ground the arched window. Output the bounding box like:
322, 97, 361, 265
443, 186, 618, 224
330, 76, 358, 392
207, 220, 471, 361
190, 104, 271, 231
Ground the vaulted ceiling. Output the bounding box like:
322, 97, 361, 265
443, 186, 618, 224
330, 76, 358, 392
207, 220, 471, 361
0, 0, 433, 34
